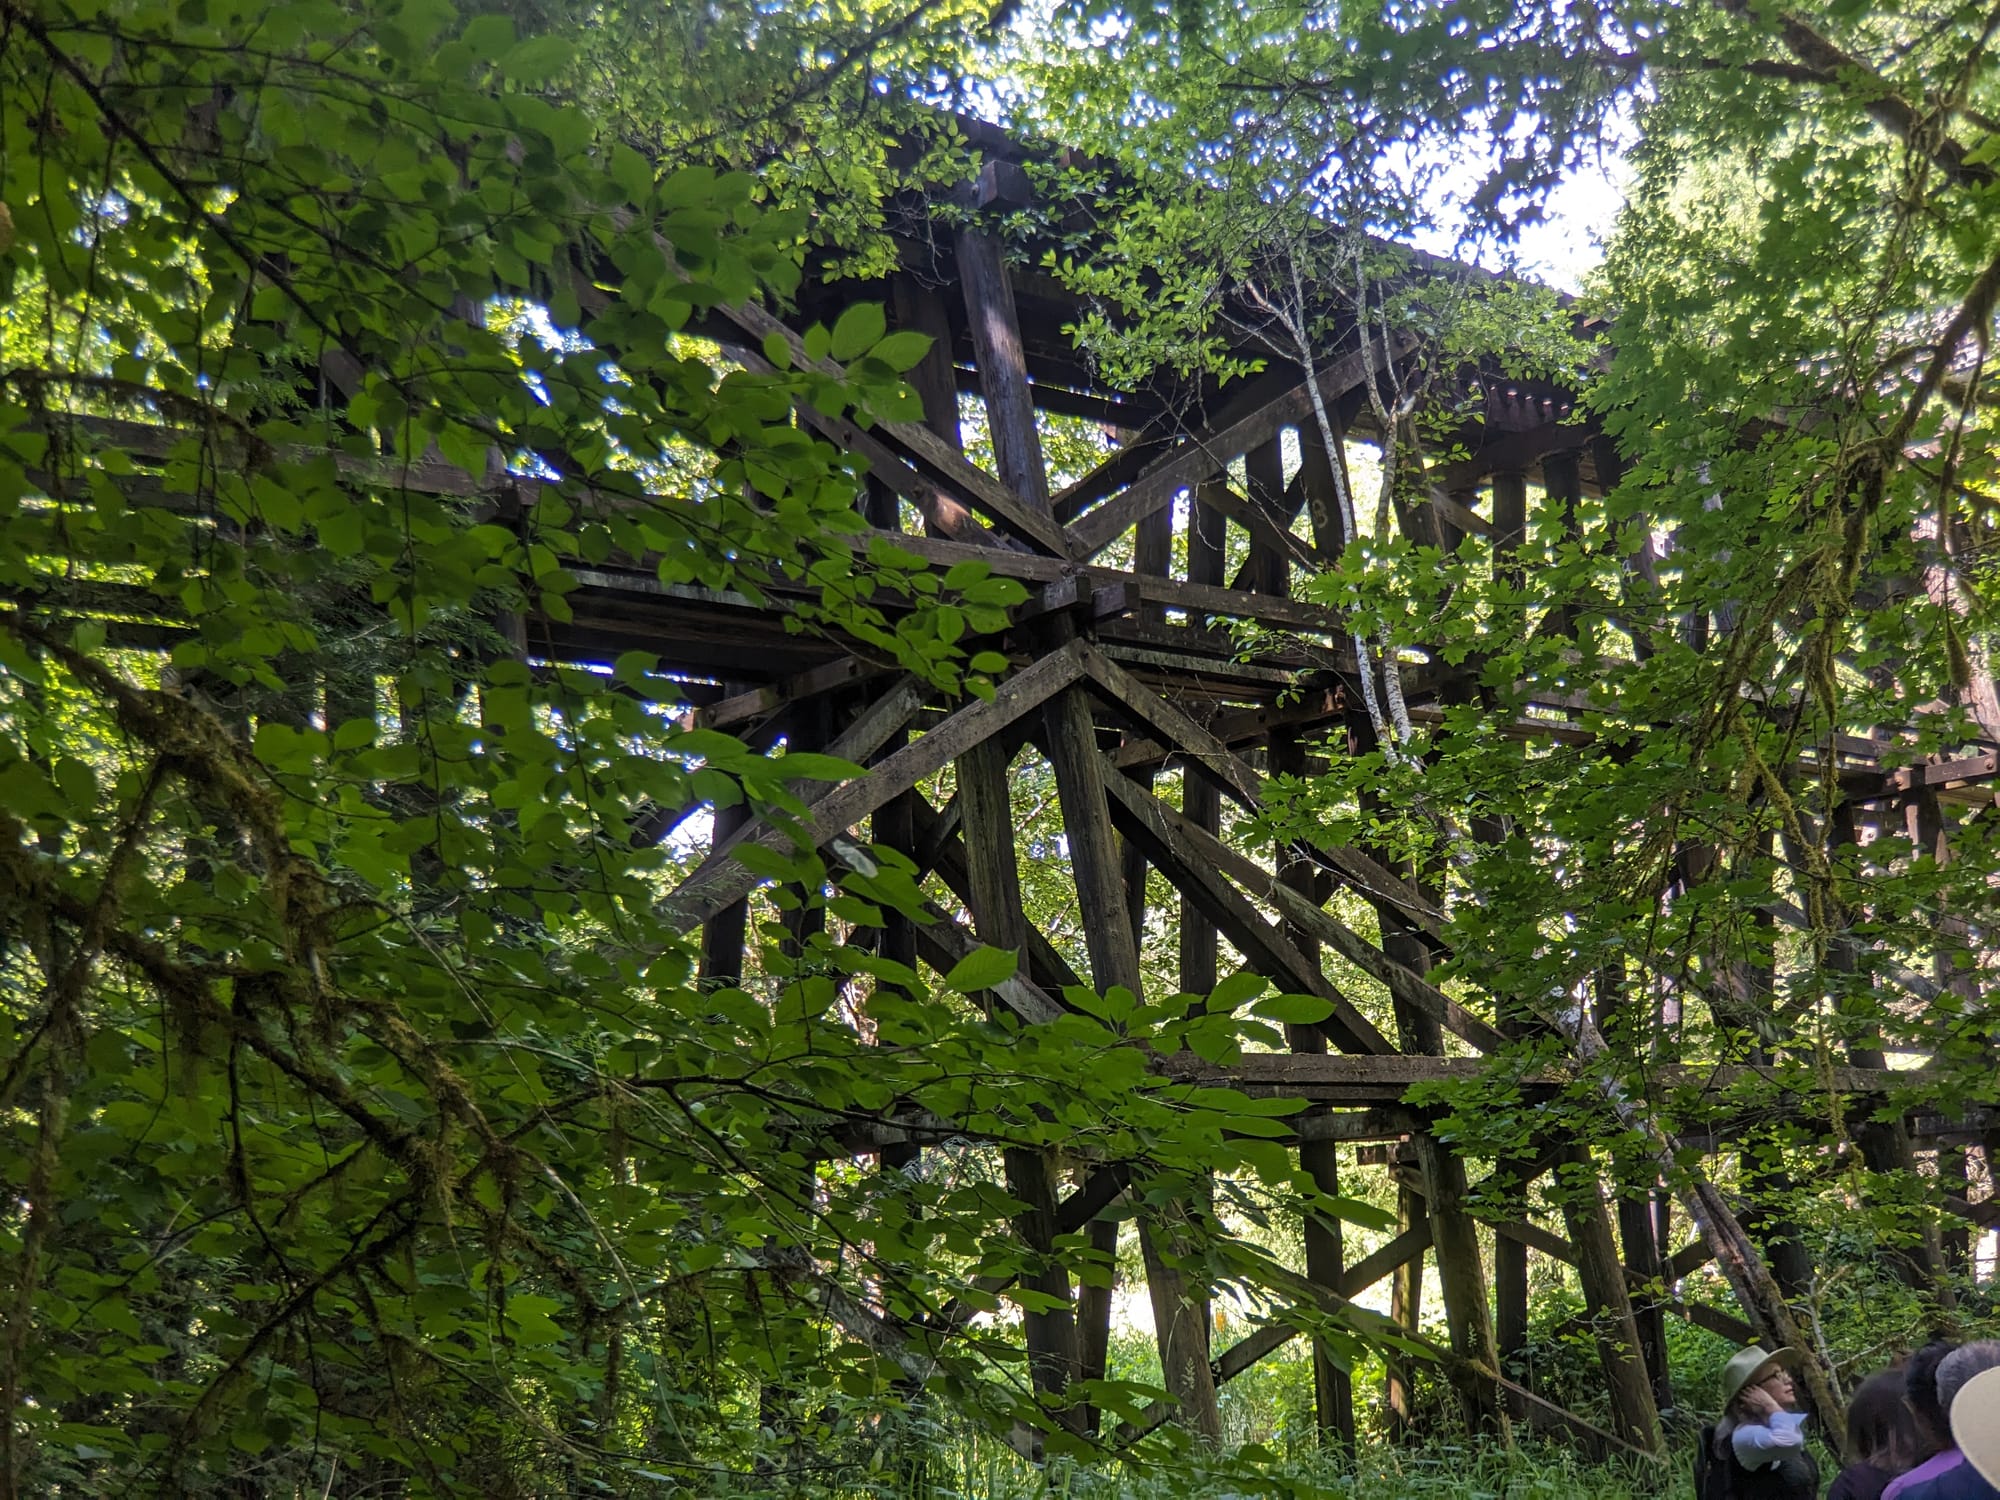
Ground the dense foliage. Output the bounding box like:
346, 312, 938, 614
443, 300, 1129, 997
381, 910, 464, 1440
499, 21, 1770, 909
4, 0, 1999, 1492
0, 0, 1396, 1491
1011, 0, 2000, 1443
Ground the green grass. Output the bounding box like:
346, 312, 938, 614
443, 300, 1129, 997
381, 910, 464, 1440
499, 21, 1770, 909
894, 1427, 1697, 1499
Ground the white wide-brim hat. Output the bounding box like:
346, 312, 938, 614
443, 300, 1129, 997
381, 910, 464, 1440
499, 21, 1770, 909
1954, 1365, 2000, 1487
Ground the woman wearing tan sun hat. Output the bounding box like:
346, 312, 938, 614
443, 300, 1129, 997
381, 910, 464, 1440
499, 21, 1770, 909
1697, 1345, 1820, 1500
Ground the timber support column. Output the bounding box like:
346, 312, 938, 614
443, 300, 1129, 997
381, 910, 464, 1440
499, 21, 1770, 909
1180, 477, 1228, 1002
1415, 1133, 1506, 1435
1556, 1147, 1664, 1453
1272, 728, 1354, 1447
1491, 469, 1528, 592
1826, 803, 1948, 1297
1386, 1171, 1425, 1438
1494, 1221, 1530, 1406
1475, 467, 1529, 1407
906, 228, 1082, 1438
1354, 715, 1501, 1435
957, 202, 1220, 1442
700, 807, 752, 985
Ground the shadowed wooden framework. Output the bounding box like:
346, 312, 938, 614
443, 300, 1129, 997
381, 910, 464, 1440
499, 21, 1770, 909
53, 110, 2000, 1458
638, 119, 1998, 1455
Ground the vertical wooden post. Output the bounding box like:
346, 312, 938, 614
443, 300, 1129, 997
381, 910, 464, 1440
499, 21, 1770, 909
953, 228, 1047, 511
962, 732, 1085, 1428
1271, 728, 1353, 1447
1075, 1208, 1120, 1436
891, 276, 962, 451
1943, 1144, 1972, 1275
1442, 485, 1475, 555
1122, 448, 1171, 942
1350, 715, 1499, 1436
874, 737, 920, 1177
1491, 469, 1528, 591
1038, 685, 1226, 1439
1590, 957, 1674, 1435
1556, 1147, 1664, 1453
1597, 945, 1676, 1417
1133, 489, 1173, 618
1244, 435, 1289, 596
700, 799, 752, 986
1827, 802, 1950, 1295
1191, 478, 1229, 593
1101, 453, 1157, 1416
1494, 1232, 1530, 1399
956, 217, 1219, 1440
1619, 1188, 1674, 1413
1386, 1178, 1426, 1437
1540, 449, 1583, 639
1415, 1133, 1505, 1435
1182, 478, 1227, 1003
890, 275, 975, 542
926, 237, 1088, 1435
1296, 421, 1353, 560
1919, 785, 1975, 1279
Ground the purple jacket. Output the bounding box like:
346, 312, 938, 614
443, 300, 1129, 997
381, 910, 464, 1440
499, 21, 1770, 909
1885, 1452, 1966, 1500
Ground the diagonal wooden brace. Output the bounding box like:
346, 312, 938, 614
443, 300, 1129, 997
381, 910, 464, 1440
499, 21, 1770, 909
662, 644, 1086, 930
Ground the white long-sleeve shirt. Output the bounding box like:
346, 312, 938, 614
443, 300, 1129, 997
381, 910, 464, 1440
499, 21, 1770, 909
1733, 1410, 1809, 1469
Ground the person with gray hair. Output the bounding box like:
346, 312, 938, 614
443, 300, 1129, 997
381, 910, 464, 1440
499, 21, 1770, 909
1892, 1341, 2000, 1500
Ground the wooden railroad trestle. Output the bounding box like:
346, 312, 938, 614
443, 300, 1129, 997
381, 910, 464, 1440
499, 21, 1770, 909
51, 116, 2000, 1459
631, 145, 1996, 1454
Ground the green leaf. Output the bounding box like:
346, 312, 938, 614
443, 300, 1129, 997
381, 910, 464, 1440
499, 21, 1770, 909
461, 12, 514, 58
505, 35, 572, 85
942, 946, 1020, 993
1251, 993, 1334, 1025
775, 751, 864, 782
1208, 971, 1267, 1010
829, 303, 886, 362
870, 330, 932, 371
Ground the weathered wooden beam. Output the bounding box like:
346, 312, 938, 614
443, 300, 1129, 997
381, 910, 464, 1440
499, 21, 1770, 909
956, 224, 1055, 515
1556, 1147, 1664, 1453
1496, 1226, 1530, 1410
1197, 475, 1320, 580
1243, 435, 1291, 597
664, 652, 1079, 930
1114, 690, 1342, 768
698, 800, 752, 986
909, 265, 1089, 1435
716, 296, 1074, 557
1167, 1053, 1942, 1102
1053, 361, 1308, 524
1075, 640, 1265, 808
1386, 1184, 1426, 1437
1295, 418, 1351, 561
1415, 1133, 1505, 1434
1097, 766, 1397, 1056
904, 790, 1090, 999
1067, 338, 1415, 560
688, 659, 886, 732
1491, 469, 1528, 589
891, 872, 1065, 1027
855, 528, 1353, 633
1429, 488, 1492, 541
893, 276, 964, 450
952, 363, 1160, 427
1270, 724, 1353, 1448
1190, 477, 1230, 598
1091, 759, 1501, 1054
